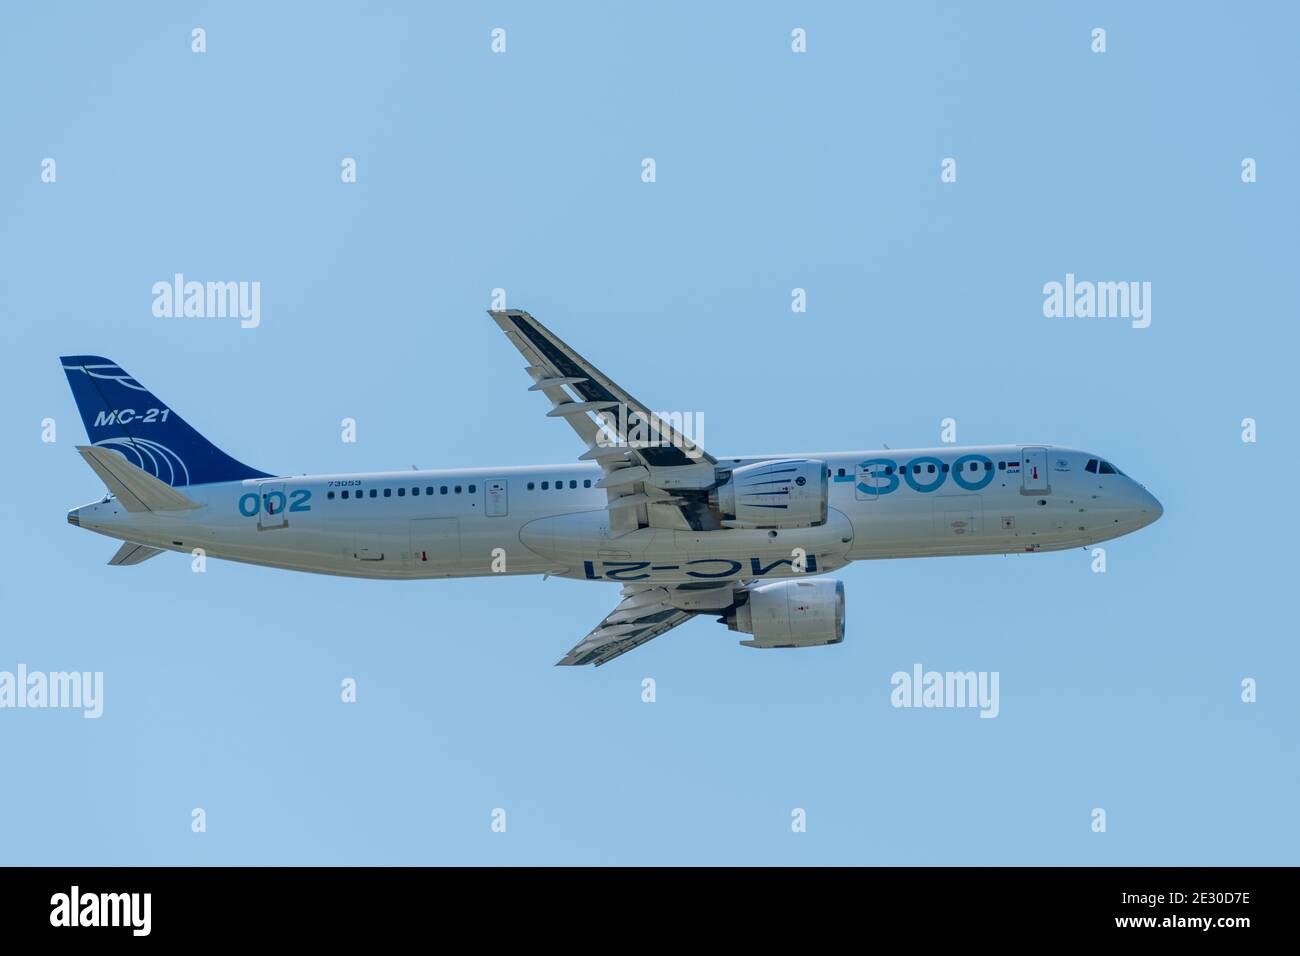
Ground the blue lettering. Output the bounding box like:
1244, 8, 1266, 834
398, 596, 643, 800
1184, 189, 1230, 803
685, 558, 743, 579
856, 458, 899, 497
902, 456, 947, 493
951, 454, 995, 491
749, 555, 819, 576
604, 561, 652, 581
856, 455, 998, 495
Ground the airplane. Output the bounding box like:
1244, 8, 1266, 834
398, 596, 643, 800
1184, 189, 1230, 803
61, 309, 1163, 665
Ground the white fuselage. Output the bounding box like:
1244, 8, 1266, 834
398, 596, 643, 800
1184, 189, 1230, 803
68, 444, 1162, 585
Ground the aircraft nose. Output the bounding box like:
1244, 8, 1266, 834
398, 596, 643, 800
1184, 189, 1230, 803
67, 508, 81, 527
1134, 486, 1162, 527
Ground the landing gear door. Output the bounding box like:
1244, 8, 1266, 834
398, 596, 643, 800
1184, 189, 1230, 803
1020, 447, 1050, 495
485, 478, 508, 517
258, 481, 288, 530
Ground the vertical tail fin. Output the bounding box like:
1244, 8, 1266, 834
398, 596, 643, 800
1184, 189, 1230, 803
60, 355, 270, 487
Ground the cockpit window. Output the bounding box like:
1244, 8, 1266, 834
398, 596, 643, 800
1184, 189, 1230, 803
1085, 459, 1098, 473
1099, 461, 1117, 475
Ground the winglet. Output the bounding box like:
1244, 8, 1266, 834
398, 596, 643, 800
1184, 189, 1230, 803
77, 446, 203, 513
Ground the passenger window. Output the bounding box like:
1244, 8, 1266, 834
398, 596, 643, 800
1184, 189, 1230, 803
984, 462, 992, 471
927, 464, 935, 474
383, 488, 392, 497
1085, 459, 1098, 473
370, 489, 377, 498
341, 490, 348, 499
527, 482, 535, 490
328, 491, 336, 499
412, 487, 419, 496
837, 468, 846, 477
426, 487, 434, 495
912, 465, 920, 474
440, 486, 448, 495
941, 464, 950, 473
884, 466, 894, 476
469, 484, 476, 493
569, 480, 577, 489
584, 479, 591, 488
398, 488, 405, 497
455, 485, 462, 494
542, 481, 549, 490
1099, 461, 1116, 475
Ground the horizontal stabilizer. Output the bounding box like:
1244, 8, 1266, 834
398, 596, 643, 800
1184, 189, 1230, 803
108, 541, 164, 566
77, 445, 203, 513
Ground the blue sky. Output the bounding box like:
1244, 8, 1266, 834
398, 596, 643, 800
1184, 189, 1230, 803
1, 2, 1296, 864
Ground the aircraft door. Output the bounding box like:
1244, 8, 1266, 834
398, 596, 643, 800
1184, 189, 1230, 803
1020, 447, 1051, 495
855, 460, 891, 500
258, 481, 288, 530
485, 479, 508, 516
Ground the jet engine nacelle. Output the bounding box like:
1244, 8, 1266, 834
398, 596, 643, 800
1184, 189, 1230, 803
712, 458, 828, 529
726, 578, 845, 649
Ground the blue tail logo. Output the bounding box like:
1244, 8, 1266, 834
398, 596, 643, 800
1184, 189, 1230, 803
60, 355, 270, 487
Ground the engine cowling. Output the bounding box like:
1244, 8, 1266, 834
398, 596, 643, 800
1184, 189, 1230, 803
726, 579, 845, 649
712, 458, 828, 529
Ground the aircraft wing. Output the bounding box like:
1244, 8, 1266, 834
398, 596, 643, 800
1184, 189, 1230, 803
556, 586, 699, 666
555, 582, 745, 666
489, 309, 719, 536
